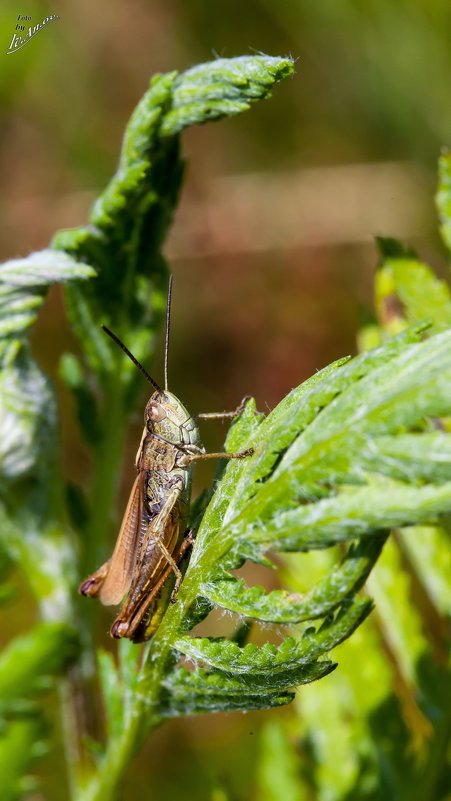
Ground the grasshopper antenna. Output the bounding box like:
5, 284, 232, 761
102, 325, 162, 393
164, 274, 173, 391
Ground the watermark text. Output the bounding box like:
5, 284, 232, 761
7, 13, 60, 54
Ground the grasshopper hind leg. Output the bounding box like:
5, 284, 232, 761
110, 527, 195, 641
129, 530, 195, 643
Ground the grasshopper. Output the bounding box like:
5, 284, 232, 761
80, 277, 253, 642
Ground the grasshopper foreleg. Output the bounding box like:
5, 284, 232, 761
183, 446, 254, 463
152, 433, 254, 464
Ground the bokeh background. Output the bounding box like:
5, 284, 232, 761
1, 1, 451, 799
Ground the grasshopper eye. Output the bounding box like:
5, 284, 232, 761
146, 401, 166, 425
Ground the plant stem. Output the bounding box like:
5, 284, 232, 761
76, 583, 199, 801
58, 676, 92, 800
76, 712, 144, 801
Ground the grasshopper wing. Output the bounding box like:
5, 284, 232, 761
99, 474, 142, 606
110, 485, 182, 639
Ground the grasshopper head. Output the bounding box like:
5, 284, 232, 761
145, 390, 193, 431
145, 390, 200, 449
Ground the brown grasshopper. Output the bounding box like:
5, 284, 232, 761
80, 277, 252, 642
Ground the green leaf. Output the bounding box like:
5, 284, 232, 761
204, 536, 385, 623
161, 663, 331, 716
248, 480, 451, 552
0, 250, 94, 487
0, 249, 94, 363
0, 354, 56, 485
159, 56, 295, 136
220, 327, 427, 526
375, 256, 451, 333
174, 600, 371, 675
162, 666, 295, 715
226, 330, 451, 534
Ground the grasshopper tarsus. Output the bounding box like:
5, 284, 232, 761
238, 447, 254, 458
170, 586, 180, 604
197, 394, 252, 421
184, 529, 196, 547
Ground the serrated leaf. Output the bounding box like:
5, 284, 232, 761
0, 250, 94, 364
231, 330, 451, 528
0, 250, 94, 487
0, 355, 56, 484
203, 536, 385, 623
160, 56, 295, 136
177, 661, 335, 693
161, 684, 294, 716
248, 480, 451, 553
217, 327, 428, 530
174, 600, 371, 675
161, 661, 335, 717
138, 327, 451, 725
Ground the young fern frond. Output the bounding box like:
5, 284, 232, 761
52, 55, 295, 379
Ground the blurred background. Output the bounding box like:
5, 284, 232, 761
1, 1, 451, 799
